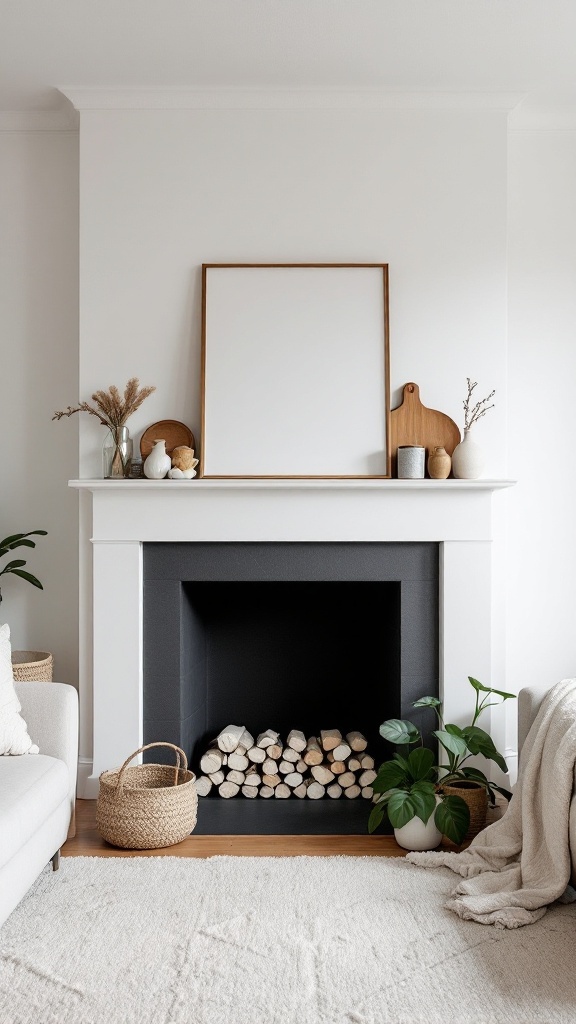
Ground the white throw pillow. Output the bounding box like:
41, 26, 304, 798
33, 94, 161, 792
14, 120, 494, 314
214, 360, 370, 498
0, 623, 39, 754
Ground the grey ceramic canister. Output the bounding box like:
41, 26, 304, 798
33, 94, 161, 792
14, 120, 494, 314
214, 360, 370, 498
397, 445, 426, 479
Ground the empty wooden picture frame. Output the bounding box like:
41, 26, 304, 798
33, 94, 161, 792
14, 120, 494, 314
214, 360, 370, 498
200, 263, 390, 478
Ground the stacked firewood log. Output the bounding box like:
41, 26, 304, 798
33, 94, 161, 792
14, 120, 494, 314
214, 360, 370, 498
194, 725, 377, 800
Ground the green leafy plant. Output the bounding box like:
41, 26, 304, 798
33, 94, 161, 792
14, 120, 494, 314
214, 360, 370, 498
368, 677, 516, 845
0, 530, 47, 605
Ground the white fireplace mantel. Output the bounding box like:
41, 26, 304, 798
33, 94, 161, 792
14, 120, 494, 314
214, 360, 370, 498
71, 478, 514, 797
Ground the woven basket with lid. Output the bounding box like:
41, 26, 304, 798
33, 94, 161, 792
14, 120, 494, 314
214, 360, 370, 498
96, 742, 198, 850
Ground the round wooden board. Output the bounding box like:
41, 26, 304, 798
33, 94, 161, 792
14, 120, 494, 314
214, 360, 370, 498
140, 420, 196, 459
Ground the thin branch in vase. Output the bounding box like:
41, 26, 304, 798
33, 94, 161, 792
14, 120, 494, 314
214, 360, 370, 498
463, 378, 495, 432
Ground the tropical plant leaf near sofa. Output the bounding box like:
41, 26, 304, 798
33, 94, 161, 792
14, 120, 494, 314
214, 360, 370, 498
0, 530, 47, 604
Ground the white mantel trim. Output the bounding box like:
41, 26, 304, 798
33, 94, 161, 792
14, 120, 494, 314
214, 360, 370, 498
71, 478, 515, 490
58, 88, 524, 113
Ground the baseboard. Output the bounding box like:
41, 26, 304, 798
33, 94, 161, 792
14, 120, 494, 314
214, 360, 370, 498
77, 758, 98, 799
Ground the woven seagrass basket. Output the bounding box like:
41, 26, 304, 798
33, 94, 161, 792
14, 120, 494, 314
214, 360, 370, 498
11, 650, 53, 682
96, 742, 198, 850
441, 781, 488, 845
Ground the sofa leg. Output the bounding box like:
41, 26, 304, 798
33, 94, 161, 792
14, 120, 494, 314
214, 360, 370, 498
51, 850, 61, 872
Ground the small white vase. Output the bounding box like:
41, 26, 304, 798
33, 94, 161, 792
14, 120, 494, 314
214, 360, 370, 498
143, 439, 171, 480
394, 799, 442, 852
451, 428, 485, 480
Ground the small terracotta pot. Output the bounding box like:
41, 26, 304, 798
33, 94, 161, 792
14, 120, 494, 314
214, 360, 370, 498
427, 446, 451, 479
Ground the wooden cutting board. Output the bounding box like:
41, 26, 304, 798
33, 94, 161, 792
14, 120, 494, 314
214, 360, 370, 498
390, 383, 461, 477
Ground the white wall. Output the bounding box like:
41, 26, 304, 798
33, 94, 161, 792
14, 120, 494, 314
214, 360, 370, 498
506, 127, 576, 746
0, 129, 79, 685
77, 107, 508, 475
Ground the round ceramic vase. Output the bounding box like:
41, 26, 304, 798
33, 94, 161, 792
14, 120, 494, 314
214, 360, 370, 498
143, 439, 171, 480
451, 429, 485, 480
393, 799, 442, 852
427, 446, 451, 480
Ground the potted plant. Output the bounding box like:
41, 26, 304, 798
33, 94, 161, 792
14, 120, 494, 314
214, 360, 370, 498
369, 677, 516, 849
0, 529, 52, 681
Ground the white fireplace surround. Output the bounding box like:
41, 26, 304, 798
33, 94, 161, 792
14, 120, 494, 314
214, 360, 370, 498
72, 478, 514, 798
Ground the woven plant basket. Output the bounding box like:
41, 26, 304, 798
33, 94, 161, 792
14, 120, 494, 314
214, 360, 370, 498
96, 742, 198, 850
11, 651, 53, 682
441, 781, 489, 845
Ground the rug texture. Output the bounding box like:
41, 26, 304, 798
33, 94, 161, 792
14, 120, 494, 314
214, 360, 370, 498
0, 855, 575, 1024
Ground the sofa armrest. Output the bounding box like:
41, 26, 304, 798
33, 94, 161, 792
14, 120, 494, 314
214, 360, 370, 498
15, 681, 79, 834
517, 682, 557, 764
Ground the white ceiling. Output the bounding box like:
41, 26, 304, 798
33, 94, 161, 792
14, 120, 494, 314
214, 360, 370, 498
1, 0, 576, 114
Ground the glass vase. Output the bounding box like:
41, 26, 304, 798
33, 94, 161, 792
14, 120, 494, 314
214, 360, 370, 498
102, 426, 133, 479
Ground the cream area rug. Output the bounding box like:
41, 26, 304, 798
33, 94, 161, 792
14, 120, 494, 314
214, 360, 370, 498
1, 856, 575, 1024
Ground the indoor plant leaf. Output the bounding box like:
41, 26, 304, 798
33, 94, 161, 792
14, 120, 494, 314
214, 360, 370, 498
458, 766, 489, 785
407, 746, 436, 782
372, 760, 408, 793
368, 801, 386, 834
434, 794, 470, 845
379, 718, 420, 746
408, 785, 437, 825
468, 676, 516, 701
445, 723, 464, 737
412, 696, 442, 709
461, 725, 508, 773
387, 789, 418, 830
8, 569, 43, 589
433, 729, 468, 758
392, 752, 411, 772
0, 559, 26, 574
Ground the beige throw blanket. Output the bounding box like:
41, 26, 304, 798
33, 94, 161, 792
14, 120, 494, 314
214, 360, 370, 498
407, 677, 576, 927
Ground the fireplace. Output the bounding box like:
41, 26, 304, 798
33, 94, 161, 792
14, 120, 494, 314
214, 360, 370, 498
143, 541, 438, 834
71, 477, 513, 813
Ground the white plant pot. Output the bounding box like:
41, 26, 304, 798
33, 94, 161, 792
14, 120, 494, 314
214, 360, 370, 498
451, 429, 485, 480
393, 800, 442, 852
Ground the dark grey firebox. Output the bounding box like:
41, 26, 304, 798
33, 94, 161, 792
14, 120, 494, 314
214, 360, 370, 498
143, 542, 438, 835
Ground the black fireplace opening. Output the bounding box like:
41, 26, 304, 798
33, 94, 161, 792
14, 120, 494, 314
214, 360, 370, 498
143, 542, 439, 835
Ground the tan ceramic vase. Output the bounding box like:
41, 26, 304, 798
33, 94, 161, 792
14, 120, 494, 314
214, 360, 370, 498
427, 445, 451, 479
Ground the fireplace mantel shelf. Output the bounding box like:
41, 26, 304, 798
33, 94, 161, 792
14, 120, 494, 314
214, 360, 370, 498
70, 478, 515, 491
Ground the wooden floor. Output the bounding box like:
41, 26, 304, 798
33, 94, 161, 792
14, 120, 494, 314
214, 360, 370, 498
62, 799, 409, 859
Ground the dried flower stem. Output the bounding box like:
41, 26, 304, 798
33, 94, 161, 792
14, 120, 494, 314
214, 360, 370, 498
53, 378, 156, 434
463, 378, 495, 432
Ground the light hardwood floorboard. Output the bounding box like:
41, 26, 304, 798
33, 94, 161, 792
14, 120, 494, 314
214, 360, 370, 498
62, 799, 409, 859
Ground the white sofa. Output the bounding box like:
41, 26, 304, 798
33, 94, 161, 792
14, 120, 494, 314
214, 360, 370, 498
0, 681, 78, 928
518, 681, 576, 883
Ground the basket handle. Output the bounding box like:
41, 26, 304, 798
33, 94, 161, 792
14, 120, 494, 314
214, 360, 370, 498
115, 742, 189, 795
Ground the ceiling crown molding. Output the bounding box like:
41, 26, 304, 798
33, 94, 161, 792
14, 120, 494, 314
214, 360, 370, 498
58, 87, 524, 113
0, 108, 79, 132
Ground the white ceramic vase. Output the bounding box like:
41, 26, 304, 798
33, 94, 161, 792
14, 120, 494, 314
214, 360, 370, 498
143, 439, 171, 480
393, 798, 442, 852
451, 428, 485, 480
